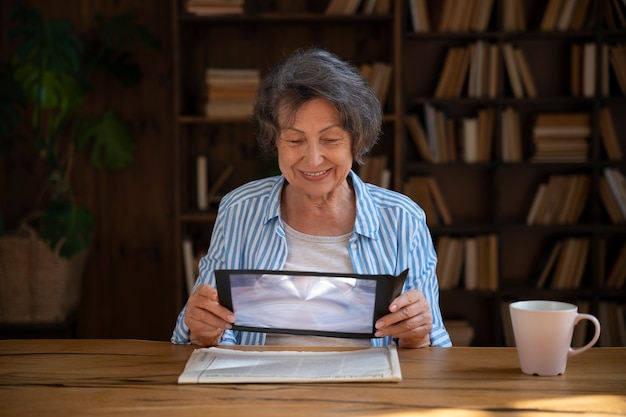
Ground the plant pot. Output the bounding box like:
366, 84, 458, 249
0, 225, 88, 324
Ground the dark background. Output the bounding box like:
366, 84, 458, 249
0, 0, 177, 341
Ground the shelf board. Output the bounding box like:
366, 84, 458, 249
179, 12, 393, 24
181, 211, 218, 222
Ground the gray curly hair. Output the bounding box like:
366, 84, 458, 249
252, 48, 382, 165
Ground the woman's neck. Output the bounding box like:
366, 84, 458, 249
281, 181, 356, 236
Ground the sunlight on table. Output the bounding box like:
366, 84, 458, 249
350, 395, 626, 416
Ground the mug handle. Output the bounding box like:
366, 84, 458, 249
568, 313, 601, 358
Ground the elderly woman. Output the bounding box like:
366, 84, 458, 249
171, 48, 451, 348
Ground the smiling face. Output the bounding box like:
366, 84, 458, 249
276, 98, 354, 202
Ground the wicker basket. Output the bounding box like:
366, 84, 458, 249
0, 224, 88, 324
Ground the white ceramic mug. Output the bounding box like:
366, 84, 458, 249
509, 300, 601, 376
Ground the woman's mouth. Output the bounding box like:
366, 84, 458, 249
303, 169, 330, 177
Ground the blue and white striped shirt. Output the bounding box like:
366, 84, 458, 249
171, 171, 452, 347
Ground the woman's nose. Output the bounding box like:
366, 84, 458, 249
303, 141, 324, 166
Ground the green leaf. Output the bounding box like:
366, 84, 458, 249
40, 200, 94, 258
76, 109, 135, 169
9, 5, 83, 76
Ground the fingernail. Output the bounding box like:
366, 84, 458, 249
375, 331, 383, 337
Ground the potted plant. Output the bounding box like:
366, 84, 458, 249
0, 4, 159, 323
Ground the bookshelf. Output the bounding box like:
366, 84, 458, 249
173, 0, 626, 346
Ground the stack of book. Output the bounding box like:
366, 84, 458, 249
571, 42, 597, 97
540, 0, 593, 31
433, 41, 500, 98
184, 0, 244, 15
502, 0, 526, 31
535, 237, 590, 290
360, 62, 393, 109
436, 234, 498, 291
325, 0, 391, 15
526, 174, 590, 225
204, 68, 260, 120
597, 301, 626, 346
406, 106, 496, 163
359, 155, 390, 189
422, 103, 457, 163
403, 175, 452, 226
460, 108, 495, 163
531, 113, 591, 162
432, 0, 495, 32
502, 43, 537, 98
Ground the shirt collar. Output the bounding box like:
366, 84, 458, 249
263, 170, 379, 239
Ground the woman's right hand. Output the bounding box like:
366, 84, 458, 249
184, 284, 236, 346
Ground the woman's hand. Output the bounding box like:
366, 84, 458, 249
184, 284, 236, 346
374, 289, 433, 348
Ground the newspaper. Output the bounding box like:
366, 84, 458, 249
178, 346, 402, 384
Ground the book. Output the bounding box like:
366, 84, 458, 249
609, 44, 626, 95
464, 237, 478, 290
570, 0, 591, 30
604, 167, 626, 218
502, 43, 524, 98
536, 240, 563, 289
404, 176, 439, 226
185, 0, 244, 15
205, 68, 260, 119
477, 107, 495, 161
325, 0, 362, 15
360, 155, 389, 188
513, 46, 537, 98
426, 176, 453, 225
207, 164, 235, 204
599, 176, 626, 223
599, 107, 624, 160
182, 238, 197, 295
405, 114, 433, 162
531, 113, 591, 162
540, 0, 566, 31
409, 0, 431, 32
605, 242, 626, 289
556, 0, 578, 30
178, 346, 402, 384
528, 174, 589, 225
474, 0, 494, 32
445, 319, 475, 346
501, 106, 522, 161
436, 236, 464, 290
571, 43, 582, 96
487, 43, 499, 98
434, 46, 470, 98
582, 42, 596, 98
196, 155, 208, 210
462, 117, 479, 163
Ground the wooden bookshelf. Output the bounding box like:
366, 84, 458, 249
172, 0, 626, 346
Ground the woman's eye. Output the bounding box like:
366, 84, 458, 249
323, 138, 341, 144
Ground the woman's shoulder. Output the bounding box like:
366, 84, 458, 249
219, 175, 283, 208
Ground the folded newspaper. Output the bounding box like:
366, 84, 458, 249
178, 346, 402, 383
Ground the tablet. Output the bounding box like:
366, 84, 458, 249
215, 269, 408, 338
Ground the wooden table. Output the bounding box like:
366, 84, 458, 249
1, 339, 624, 416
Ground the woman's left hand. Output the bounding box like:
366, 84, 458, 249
374, 289, 432, 348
